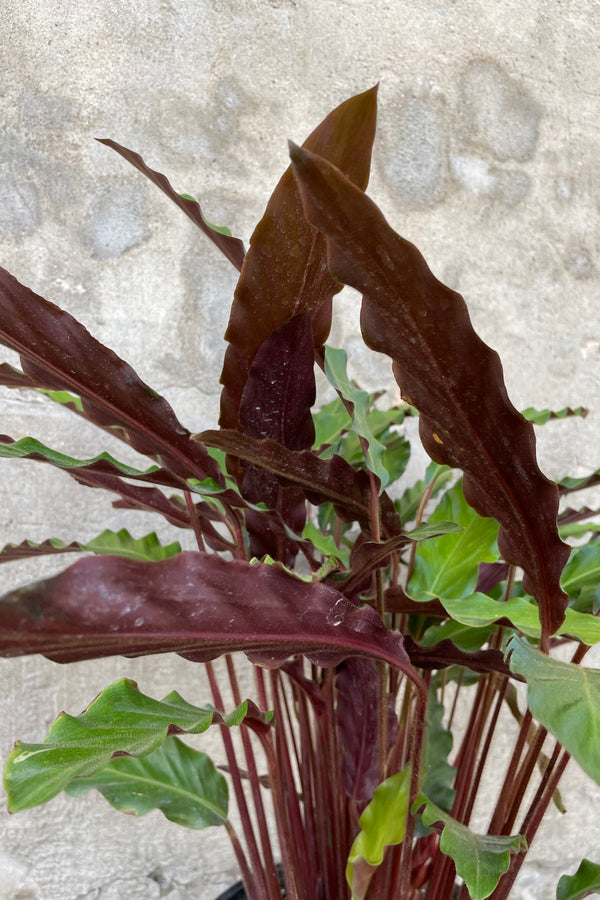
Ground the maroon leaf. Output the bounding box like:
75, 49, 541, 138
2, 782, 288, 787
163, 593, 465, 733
0, 362, 39, 389
289, 144, 570, 645
0, 433, 184, 490
336, 658, 397, 810
0, 552, 418, 681
403, 636, 515, 680
0, 268, 220, 485
240, 314, 316, 563
97, 139, 246, 271
0, 539, 82, 564
219, 86, 378, 434
198, 429, 401, 537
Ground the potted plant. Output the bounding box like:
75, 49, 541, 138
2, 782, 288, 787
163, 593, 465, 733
1, 85, 600, 900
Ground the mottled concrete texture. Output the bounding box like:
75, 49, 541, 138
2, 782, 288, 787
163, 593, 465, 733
0, 2, 599, 898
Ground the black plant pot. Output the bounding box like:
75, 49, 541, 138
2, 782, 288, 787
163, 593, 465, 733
215, 881, 246, 900
215, 865, 285, 900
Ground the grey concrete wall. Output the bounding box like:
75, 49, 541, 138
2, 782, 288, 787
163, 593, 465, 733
0, 1, 599, 898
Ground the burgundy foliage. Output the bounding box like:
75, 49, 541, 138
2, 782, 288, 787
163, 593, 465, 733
219, 86, 377, 436
0, 552, 415, 674
289, 142, 570, 645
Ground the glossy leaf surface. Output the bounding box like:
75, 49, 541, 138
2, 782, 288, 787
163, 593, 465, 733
441, 593, 600, 645
240, 314, 316, 562
199, 429, 401, 536
66, 737, 228, 829
289, 142, 570, 643
415, 793, 526, 899
508, 636, 600, 785
220, 86, 377, 432
4, 678, 268, 812
0, 552, 415, 677
408, 480, 499, 602
0, 268, 219, 484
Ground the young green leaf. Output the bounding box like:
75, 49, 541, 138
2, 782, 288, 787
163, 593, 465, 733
312, 395, 353, 449
556, 858, 600, 900
508, 636, 600, 786
66, 736, 228, 829
346, 767, 411, 900
441, 593, 600, 645
4, 678, 271, 812
323, 345, 391, 491
0, 529, 181, 564
408, 480, 499, 602
414, 793, 526, 899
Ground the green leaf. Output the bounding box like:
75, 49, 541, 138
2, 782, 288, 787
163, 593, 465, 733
66, 736, 228, 829
406, 520, 463, 541
179, 194, 233, 236
414, 793, 526, 899
83, 528, 181, 561
561, 538, 600, 612
323, 345, 391, 491
440, 592, 600, 646
302, 519, 351, 567
0, 528, 181, 564
313, 396, 353, 448
0, 435, 161, 478
4, 679, 272, 812
421, 684, 456, 812
507, 636, 600, 786
407, 480, 499, 602
556, 858, 600, 900
395, 464, 454, 526
346, 767, 411, 900
522, 405, 588, 425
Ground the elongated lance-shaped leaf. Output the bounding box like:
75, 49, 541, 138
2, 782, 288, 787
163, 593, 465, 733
0, 434, 183, 488
289, 143, 570, 643
4, 677, 270, 812
0, 267, 220, 485
66, 737, 228, 829
507, 636, 600, 786
97, 139, 245, 271
240, 314, 316, 564
0, 528, 181, 564
0, 552, 421, 691
336, 658, 396, 811
220, 86, 378, 435
198, 428, 401, 537
414, 794, 526, 899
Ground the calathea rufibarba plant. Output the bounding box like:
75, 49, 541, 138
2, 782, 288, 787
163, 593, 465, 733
1, 86, 600, 900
